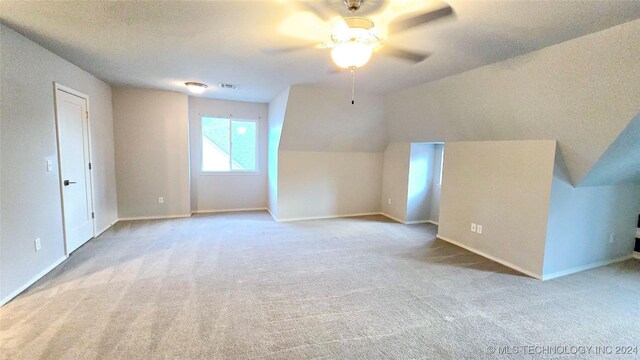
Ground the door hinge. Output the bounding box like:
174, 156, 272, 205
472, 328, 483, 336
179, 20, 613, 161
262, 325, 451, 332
88, 162, 92, 170
92, 212, 95, 219
86, 111, 89, 119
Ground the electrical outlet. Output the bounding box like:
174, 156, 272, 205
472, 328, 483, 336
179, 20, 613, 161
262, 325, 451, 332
609, 233, 615, 244
471, 223, 477, 232
387, 198, 391, 205
34, 238, 41, 251
477, 225, 483, 234
158, 197, 164, 204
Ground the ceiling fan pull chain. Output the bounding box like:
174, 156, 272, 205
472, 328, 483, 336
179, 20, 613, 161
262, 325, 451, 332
350, 66, 356, 105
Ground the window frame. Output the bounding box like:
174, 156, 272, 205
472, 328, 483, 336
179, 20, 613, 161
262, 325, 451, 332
200, 116, 260, 176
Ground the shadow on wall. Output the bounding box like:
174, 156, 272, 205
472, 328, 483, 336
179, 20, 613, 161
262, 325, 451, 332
407, 143, 444, 223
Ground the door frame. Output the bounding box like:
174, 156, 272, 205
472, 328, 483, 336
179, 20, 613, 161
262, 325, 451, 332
53, 82, 97, 255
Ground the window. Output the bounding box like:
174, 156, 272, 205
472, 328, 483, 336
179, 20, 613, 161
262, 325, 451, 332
201, 117, 257, 173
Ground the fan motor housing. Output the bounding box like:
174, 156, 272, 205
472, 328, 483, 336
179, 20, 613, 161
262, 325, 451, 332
343, 0, 363, 11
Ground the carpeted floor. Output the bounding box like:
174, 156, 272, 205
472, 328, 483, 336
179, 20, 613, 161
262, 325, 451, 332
1, 212, 639, 359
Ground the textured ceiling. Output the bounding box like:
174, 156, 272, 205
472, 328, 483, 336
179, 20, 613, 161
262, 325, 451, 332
1, 0, 639, 102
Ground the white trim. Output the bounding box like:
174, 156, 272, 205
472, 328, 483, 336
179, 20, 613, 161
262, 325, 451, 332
95, 220, 117, 237
436, 234, 542, 280
118, 214, 192, 221
199, 116, 260, 174
405, 220, 436, 225
277, 212, 381, 222
380, 213, 404, 223
426, 220, 439, 226
192, 207, 267, 214
542, 254, 634, 281
1, 256, 68, 307
379, 214, 438, 226
633, 252, 640, 260
266, 207, 277, 221
53, 82, 97, 255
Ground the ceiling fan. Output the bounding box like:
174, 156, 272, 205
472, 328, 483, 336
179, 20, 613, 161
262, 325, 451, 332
270, 0, 455, 67
268, 0, 455, 103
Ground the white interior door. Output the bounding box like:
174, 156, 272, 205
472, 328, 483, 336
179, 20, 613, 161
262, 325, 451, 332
55, 87, 94, 254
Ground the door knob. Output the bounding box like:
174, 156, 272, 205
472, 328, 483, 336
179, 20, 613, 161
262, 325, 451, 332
64, 180, 77, 186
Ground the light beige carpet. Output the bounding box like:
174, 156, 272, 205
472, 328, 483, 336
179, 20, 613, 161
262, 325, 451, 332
1, 212, 638, 359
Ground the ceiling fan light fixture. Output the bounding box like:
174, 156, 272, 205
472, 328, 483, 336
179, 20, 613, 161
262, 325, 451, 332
331, 41, 373, 69
185, 82, 208, 94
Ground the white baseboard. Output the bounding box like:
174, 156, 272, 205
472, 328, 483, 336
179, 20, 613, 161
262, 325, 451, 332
380, 214, 439, 226
1, 255, 68, 307
426, 220, 439, 226
380, 212, 404, 223
542, 254, 633, 281
406, 219, 439, 225
95, 219, 117, 237
277, 212, 381, 222
192, 207, 267, 214
266, 207, 277, 221
634, 252, 640, 260
436, 234, 542, 280
118, 214, 192, 221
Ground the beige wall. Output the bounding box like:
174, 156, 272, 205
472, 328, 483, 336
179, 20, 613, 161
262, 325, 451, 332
112, 87, 190, 218
543, 149, 640, 278
188, 97, 268, 212
277, 151, 383, 220
280, 85, 387, 152
1, 25, 117, 303
275, 85, 386, 220
438, 140, 557, 277
385, 20, 640, 185
380, 143, 410, 222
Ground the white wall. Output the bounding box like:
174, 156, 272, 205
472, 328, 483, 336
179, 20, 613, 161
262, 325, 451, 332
278, 151, 383, 220
429, 144, 444, 223
380, 143, 410, 222
407, 143, 435, 223
112, 87, 190, 219
280, 85, 386, 152
267, 87, 290, 218
438, 140, 557, 277
188, 97, 268, 212
543, 149, 640, 278
275, 85, 386, 220
1, 24, 118, 303
385, 20, 640, 185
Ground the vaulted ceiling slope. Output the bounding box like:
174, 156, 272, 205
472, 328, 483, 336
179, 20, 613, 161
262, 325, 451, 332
279, 85, 387, 152
384, 19, 640, 186
1, 1, 639, 102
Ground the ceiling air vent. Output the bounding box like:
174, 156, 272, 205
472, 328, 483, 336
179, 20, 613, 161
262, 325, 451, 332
219, 83, 239, 89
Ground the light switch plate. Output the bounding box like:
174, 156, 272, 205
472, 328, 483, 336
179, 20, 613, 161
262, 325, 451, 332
477, 225, 483, 234
158, 197, 164, 204
34, 238, 41, 251
46, 160, 53, 173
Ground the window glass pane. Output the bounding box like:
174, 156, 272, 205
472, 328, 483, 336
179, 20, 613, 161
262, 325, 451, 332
231, 120, 257, 171
202, 117, 230, 171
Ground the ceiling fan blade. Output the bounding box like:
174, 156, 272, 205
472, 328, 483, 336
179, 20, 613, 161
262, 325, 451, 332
388, 5, 454, 34
299, 1, 339, 22
261, 45, 316, 55
378, 45, 431, 63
